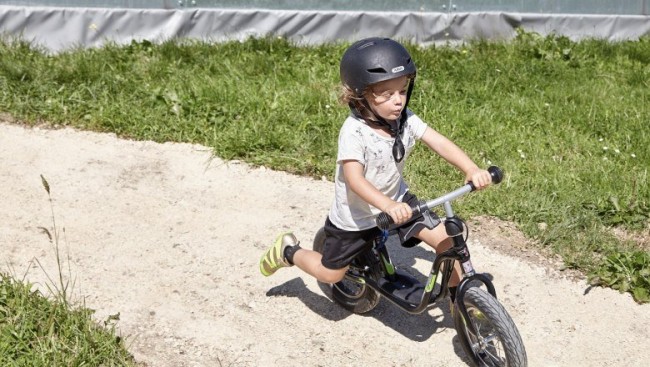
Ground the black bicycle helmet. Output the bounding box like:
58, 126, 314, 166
340, 37, 417, 162
340, 37, 416, 97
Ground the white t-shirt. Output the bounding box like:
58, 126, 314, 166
328, 110, 428, 231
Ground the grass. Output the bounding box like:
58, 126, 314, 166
0, 176, 138, 365
0, 32, 648, 306
0, 274, 137, 366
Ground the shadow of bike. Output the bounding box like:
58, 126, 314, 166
265, 233, 455, 343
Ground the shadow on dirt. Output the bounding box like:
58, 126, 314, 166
266, 276, 450, 342
266, 277, 352, 322
264, 232, 486, 364
265, 234, 461, 342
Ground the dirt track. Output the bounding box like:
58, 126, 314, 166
1, 122, 648, 367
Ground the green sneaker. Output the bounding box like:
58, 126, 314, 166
259, 232, 298, 276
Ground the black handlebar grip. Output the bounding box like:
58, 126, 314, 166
376, 212, 394, 230
488, 166, 504, 184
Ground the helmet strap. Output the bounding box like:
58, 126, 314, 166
348, 79, 415, 163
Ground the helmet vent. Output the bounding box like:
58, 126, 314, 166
367, 67, 387, 74
358, 41, 376, 50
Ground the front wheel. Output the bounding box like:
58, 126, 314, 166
453, 287, 527, 367
312, 227, 381, 314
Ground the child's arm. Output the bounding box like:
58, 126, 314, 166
420, 127, 492, 189
342, 160, 413, 224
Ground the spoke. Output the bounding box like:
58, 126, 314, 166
482, 333, 498, 344
481, 346, 503, 366
479, 336, 506, 366
470, 314, 506, 366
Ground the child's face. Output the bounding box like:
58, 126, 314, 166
366, 76, 409, 121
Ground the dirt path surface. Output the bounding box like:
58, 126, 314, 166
1, 122, 648, 367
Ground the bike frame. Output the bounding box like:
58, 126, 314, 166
342, 182, 498, 335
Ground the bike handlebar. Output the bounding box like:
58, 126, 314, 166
376, 166, 503, 230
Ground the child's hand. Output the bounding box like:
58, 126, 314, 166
384, 201, 413, 225
466, 168, 492, 190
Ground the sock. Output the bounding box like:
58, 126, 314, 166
283, 244, 301, 265
449, 286, 458, 303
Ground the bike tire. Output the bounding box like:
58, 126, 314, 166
453, 287, 527, 367
312, 227, 381, 314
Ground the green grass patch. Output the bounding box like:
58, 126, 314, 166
0, 33, 648, 303
0, 176, 137, 365
0, 274, 137, 366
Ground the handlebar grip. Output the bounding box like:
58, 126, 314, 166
488, 166, 503, 184
376, 212, 394, 230
469, 166, 504, 191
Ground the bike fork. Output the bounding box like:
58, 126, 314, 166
456, 273, 498, 337
443, 209, 498, 334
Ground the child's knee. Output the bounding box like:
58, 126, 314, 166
317, 267, 347, 284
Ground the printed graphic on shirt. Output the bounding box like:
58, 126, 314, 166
330, 110, 429, 231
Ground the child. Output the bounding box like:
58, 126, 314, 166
259, 37, 492, 302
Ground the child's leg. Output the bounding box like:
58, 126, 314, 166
415, 225, 463, 287
292, 249, 349, 284
259, 232, 348, 283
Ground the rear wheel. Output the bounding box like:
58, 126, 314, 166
453, 287, 527, 367
312, 227, 381, 314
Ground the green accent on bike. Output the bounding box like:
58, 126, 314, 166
425, 273, 438, 292
472, 309, 486, 321
381, 254, 395, 275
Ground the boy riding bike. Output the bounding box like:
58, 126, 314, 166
260, 37, 492, 304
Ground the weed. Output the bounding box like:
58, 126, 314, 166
0, 176, 138, 365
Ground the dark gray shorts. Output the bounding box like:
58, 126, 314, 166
320, 191, 441, 270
